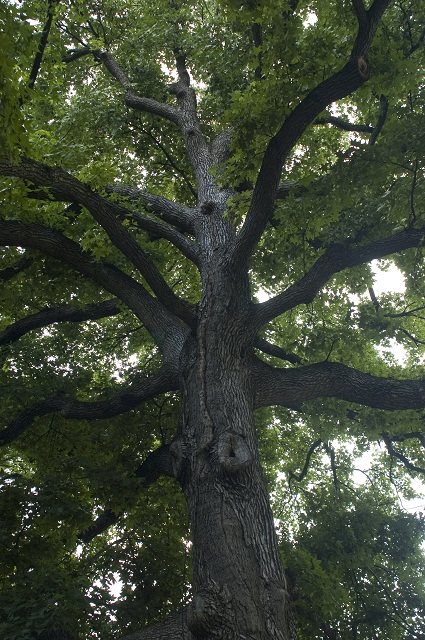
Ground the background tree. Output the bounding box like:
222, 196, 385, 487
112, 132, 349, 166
1, 0, 425, 638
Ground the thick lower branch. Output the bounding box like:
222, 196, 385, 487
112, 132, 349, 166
0, 157, 196, 326
253, 359, 425, 412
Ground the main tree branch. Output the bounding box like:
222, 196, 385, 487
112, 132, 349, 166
253, 359, 425, 412
252, 225, 425, 329
0, 366, 178, 447
233, 0, 391, 266
120, 610, 191, 640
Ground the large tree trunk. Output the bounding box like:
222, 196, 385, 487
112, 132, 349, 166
170, 239, 297, 640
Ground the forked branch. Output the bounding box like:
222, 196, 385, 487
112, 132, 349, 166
381, 431, 425, 475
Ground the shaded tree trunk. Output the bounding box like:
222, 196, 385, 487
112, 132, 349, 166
169, 219, 297, 639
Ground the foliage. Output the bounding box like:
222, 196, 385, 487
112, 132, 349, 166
0, 0, 425, 638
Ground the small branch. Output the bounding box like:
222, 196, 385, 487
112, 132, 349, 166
289, 439, 323, 483
173, 50, 191, 87
0, 299, 121, 346
391, 431, 425, 447
399, 328, 425, 347
78, 444, 175, 543
315, 116, 374, 133
78, 509, 118, 544
251, 23, 263, 80
62, 46, 92, 64
28, 0, 58, 90
254, 336, 302, 364
136, 125, 197, 199
275, 181, 306, 200
409, 158, 418, 225
368, 286, 380, 311
381, 432, 425, 475
369, 94, 389, 145
386, 304, 425, 319
406, 27, 425, 57
0, 255, 33, 282
323, 441, 339, 489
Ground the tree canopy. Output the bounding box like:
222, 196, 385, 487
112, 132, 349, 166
0, 1, 425, 639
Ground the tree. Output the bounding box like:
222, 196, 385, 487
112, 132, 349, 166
0, 0, 425, 638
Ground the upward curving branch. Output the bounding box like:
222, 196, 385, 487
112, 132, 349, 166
233, 0, 391, 266
252, 225, 425, 329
